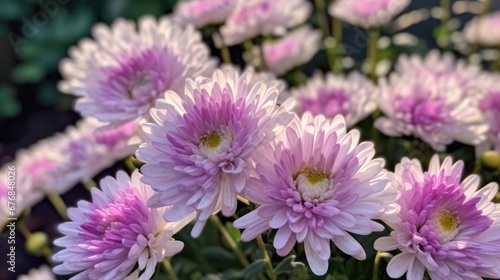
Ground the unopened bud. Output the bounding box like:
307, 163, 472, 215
26, 232, 49, 256
480, 151, 500, 170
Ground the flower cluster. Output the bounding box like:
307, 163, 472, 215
7, 1, 500, 280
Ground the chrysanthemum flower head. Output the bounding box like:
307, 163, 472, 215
394, 51, 482, 91
375, 155, 500, 280
464, 11, 500, 47
137, 67, 294, 237
234, 113, 394, 275
220, 0, 311, 46
291, 71, 377, 127
53, 170, 192, 280
260, 26, 321, 76
59, 16, 216, 127
375, 53, 487, 151
173, 0, 238, 28
49, 117, 141, 194
474, 74, 500, 155
329, 0, 410, 29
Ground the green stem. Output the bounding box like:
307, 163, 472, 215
332, 18, 343, 74
47, 193, 68, 220
439, 0, 451, 48
372, 251, 383, 280
368, 28, 379, 82
210, 215, 249, 267
221, 46, 232, 64
256, 235, 277, 280
83, 179, 97, 191
314, 0, 330, 37
163, 259, 178, 280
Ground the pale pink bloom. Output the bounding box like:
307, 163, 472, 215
291, 71, 377, 127
234, 113, 394, 275
375, 52, 488, 151
464, 11, 500, 47
394, 51, 482, 91
47, 118, 141, 194
59, 16, 216, 127
260, 26, 322, 76
0, 117, 140, 214
474, 74, 500, 155
375, 155, 500, 280
137, 68, 293, 237
173, 0, 238, 28
18, 265, 56, 280
329, 0, 410, 28
220, 0, 311, 46
53, 171, 193, 280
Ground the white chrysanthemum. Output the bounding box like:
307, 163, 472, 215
173, 0, 238, 28
290, 71, 377, 127
329, 0, 410, 28
259, 26, 321, 76
59, 16, 217, 127
464, 11, 500, 47
220, 0, 311, 46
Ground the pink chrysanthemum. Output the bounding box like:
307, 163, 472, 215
375, 53, 487, 151
0, 117, 140, 214
53, 171, 193, 280
59, 16, 216, 127
173, 0, 238, 28
393, 51, 482, 91
329, 0, 410, 28
233, 114, 394, 275
137, 68, 293, 237
464, 11, 500, 47
220, 0, 311, 46
260, 26, 321, 76
374, 155, 500, 280
475, 74, 500, 155
291, 71, 377, 127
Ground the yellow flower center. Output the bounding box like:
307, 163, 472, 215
202, 132, 222, 149
304, 171, 329, 185
437, 210, 458, 233
295, 168, 331, 200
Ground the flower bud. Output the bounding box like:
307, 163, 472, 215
26, 232, 49, 256
480, 151, 500, 170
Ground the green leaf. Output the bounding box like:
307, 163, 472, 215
200, 246, 238, 270
225, 222, 241, 243
243, 259, 266, 280
11, 62, 45, 83
0, 84, 21, 118
274, 255, 305, 275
